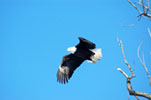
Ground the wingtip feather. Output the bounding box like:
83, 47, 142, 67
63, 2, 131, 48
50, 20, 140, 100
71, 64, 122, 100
56, 68, 69, 84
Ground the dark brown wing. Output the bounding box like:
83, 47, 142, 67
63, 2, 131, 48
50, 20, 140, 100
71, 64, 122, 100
57, 54, 85, 84
76, 37, 96, 49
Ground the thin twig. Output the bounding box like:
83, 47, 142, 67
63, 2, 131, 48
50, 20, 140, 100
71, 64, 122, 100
135, 1, 151, 12
117, 68, 128, 78
148, 27, 151, 37
142, 52, 145, 65
137, 40, 151, 86
142, 0, 146, 14
121, 15, 142, 27
128, 0, 142, 13
118, 40, 135, 78
135, 96, 140, 100
147, 0, 150, 12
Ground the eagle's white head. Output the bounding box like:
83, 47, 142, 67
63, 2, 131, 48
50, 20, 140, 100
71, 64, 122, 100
67, 46, 77, 54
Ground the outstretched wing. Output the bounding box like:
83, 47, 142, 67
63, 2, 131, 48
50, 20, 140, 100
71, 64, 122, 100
76, 37, 96, 49
57, 54, 85, 84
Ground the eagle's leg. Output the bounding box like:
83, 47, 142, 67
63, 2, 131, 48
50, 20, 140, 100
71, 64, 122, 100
92, 55, 100, 63
92, 61, 96, 64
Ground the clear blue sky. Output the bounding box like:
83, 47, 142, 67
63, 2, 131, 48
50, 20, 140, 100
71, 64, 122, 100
0, 0, 150, 100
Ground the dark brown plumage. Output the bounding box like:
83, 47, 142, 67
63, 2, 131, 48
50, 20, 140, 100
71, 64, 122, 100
56, 37, 102, 84
57, 54, 85, 84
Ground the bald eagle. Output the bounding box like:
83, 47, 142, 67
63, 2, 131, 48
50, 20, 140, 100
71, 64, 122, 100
56, 37, 102, 84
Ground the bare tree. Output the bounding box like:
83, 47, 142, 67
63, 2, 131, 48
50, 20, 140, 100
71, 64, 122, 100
117, 38, 151, 100
123, 0, 151, 29
137, 40, 151, 86
128, 0, 151, 18
117, 1, 151, 99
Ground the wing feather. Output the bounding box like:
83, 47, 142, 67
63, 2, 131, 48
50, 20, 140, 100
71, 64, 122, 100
57, 54, 85, 84
76, 37, 96, 49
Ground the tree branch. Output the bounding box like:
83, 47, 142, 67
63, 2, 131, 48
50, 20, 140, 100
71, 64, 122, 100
128, 0, 142, 14
117, 38, 151, 100
117, 67, 151, 100
117, 68, 128, 78
135, 1, 151, 12
137, 40, 151, 86
118, 40, 135, 78
142, 0, 146, 14
121, 16, 142, 27
148, 27, 151, 37
128, 0, 151, 18
147, 0, 150, 12
127, 78, 151, 99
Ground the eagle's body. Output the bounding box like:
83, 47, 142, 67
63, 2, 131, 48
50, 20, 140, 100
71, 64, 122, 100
57, 37, 102, 84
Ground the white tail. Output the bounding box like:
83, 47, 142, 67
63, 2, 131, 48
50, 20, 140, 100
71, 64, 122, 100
87, 48, 102, 63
